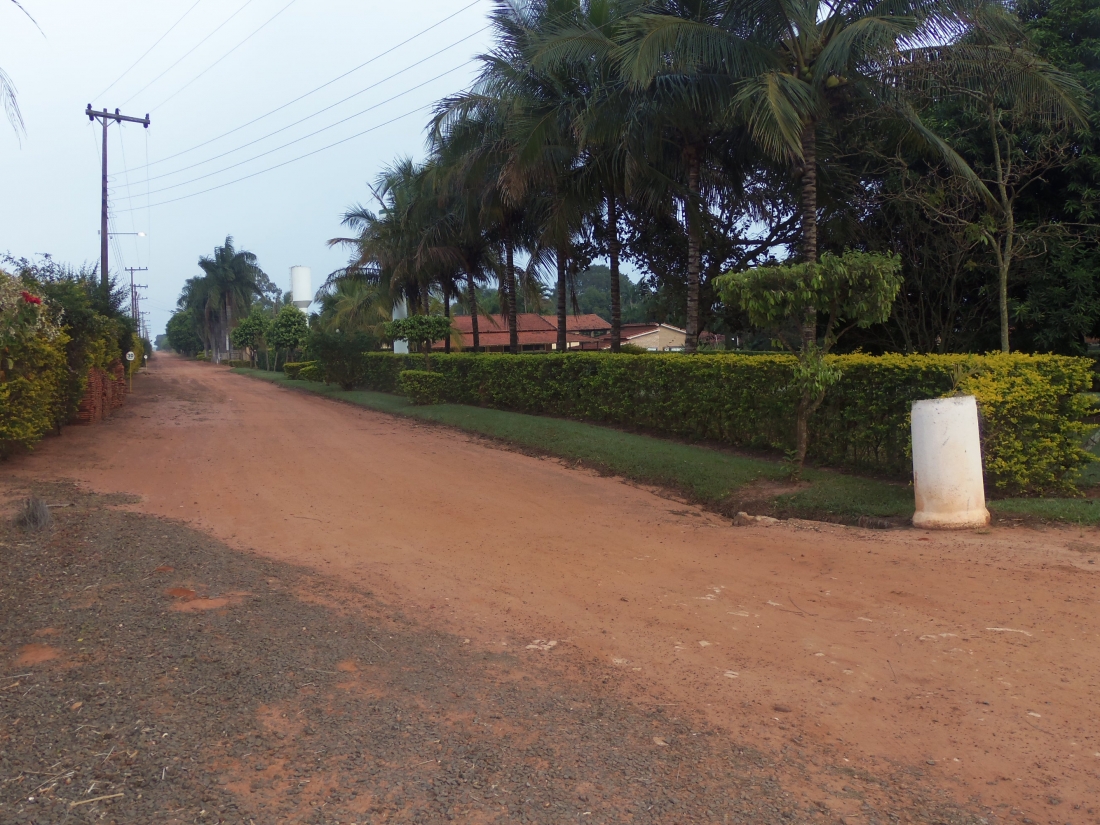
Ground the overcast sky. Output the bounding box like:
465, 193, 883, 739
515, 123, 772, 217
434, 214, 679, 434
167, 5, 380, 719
2, 0, 503, 338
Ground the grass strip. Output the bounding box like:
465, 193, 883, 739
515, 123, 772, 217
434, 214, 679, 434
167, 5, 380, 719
234, 367, 917, 523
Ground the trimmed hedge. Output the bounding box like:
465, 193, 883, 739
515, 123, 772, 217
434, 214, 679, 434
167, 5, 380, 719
283, 361, 316, 379
398, 370, 446, 405
318, 351, 1094, 495
299, 363, 324, 382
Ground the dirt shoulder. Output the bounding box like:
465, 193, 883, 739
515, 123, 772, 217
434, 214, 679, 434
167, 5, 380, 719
3, 353, 1098, 822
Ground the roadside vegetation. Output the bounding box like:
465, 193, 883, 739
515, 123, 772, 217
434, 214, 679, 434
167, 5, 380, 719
160, 0, 1100, 522
1, 254, 149, 457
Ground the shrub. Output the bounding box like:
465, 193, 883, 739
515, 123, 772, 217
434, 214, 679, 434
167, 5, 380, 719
398, 370, 447, 405
307, 330, 381, 390
0, 273, 69, 456
618, 343, 649, 354
299, 363, 325, 382
225, 359, 251, 368
338, 351, 1092, 495
283, 361, 315, 379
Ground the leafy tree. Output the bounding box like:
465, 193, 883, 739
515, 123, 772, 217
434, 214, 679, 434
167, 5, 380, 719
229, 308, 270, 368
268, 305, 309, 368
165, 309, 204, 357
385, 315, 454, 369
717, 250, 902, 469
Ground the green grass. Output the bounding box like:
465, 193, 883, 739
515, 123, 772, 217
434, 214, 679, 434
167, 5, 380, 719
988, 497, 1100, 525
235, 367, 914, 523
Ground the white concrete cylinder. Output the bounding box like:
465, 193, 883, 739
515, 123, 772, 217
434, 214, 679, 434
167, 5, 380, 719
392, 298, 409, 355
911, 396, 990, 529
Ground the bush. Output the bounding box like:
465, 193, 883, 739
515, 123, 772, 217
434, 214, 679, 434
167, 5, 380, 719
0, 274, 69, 456
398, 370, 447, 405
338, 351, 1092, 495
225, 359, 251, 368
299, 363, 325, 382
307, 330, 381, 390
283, 361, 315, 379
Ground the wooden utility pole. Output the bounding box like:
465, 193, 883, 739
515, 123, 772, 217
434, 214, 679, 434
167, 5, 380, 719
125, 267, 148, 325
86, 106, 150, 291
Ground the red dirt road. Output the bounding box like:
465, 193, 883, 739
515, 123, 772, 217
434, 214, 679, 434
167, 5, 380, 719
5, 354, 1099, 820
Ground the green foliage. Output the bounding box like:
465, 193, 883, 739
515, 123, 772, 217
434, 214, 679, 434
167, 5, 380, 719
299, 363, 325, 382
282, 361, 316, 379
618, 343, 649, 354
716, 251, 904, 351
385, 316, 454, 352
0, 271, 69, 455
307, 329, 380, 390
230, 308, 269, 356
335, 350, 1091, 495
166, 309, 205, 356
398, 370, 447, 405
268, 305, 309, 357
716, 251, 904, 469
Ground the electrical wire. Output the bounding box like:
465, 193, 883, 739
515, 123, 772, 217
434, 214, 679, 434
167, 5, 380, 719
111, 60, 472, 200
120, 0, 484, 173
121, 0, 259, 107
114, 103, 429, 213
93, 0, 204, 101
151, 0, 301, 112
111, 27, 486, 190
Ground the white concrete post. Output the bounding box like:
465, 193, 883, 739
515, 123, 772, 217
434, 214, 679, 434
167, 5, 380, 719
392, 298, 409, 355
911, 396, 990, 529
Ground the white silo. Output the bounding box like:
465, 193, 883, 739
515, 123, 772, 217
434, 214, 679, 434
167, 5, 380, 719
290, 266, 312, 313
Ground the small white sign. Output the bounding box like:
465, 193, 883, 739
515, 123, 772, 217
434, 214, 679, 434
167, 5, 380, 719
126, 351, 136, 361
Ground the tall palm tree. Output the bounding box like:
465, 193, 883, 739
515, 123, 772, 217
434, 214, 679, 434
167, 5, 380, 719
196, 236, 263, 362
611, 0, 993, 351
539, 0, 755, 352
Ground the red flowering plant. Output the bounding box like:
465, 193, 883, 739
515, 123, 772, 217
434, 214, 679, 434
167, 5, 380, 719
21, 290, 42, 305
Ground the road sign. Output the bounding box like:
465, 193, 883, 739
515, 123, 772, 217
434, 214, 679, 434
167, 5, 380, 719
126, 351, 135, 361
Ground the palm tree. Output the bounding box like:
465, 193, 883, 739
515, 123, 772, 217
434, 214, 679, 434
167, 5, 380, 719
196, 236, 264, 362
607, 0, 995, 352
177, 275, 218, 360
538, 0, 755, 352
2, 1, 39, 139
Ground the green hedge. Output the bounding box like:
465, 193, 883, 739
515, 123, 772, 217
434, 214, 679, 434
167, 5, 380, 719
317, 351, 1094, 495
299, 363, 324, 383
283, 361, 316, 379
398, 370, 446, 405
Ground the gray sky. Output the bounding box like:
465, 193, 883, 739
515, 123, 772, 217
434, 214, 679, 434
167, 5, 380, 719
2, 0, 499, 338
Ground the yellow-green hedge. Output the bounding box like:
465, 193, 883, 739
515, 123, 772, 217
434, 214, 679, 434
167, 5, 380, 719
0, 332, 70, 455
283, 361, 316, 379
329, 351, 1093, 495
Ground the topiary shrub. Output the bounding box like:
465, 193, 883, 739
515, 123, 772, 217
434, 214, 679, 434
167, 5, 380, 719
299, 363, 324, 382
283, 361, 315, 379
398, 370, 447, 405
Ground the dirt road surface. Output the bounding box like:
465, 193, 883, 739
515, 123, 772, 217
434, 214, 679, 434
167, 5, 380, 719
3, 354, 1098, 822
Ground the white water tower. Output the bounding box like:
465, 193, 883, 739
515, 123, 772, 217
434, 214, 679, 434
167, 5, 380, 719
290, 266, 311, 313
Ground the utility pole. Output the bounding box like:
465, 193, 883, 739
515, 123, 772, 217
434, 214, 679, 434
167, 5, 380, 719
125, 266, 148, 324
86, 106, 150, 291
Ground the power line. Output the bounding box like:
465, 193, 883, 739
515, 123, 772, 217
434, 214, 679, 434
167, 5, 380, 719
151, 0, 301, 112
111, 27, 487, 190
111, 60, 472, 200
93, 0, 205, 101
119, 0, 484, 173
114, 104, 429, 213
120, 0, 259, 107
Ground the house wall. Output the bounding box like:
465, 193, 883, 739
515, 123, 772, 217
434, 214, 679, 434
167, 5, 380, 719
628, 326, 686, 351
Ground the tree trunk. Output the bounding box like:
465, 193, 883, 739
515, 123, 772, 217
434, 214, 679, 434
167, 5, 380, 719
466, 269, 480, 352
556, 250, 568, 353
989, 103, 1013, 354
684, 147, 702, 354
443, 282, 451, 354
795, 122, 820, 470
608, 191, 622, 352
505, 240, 518, 355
